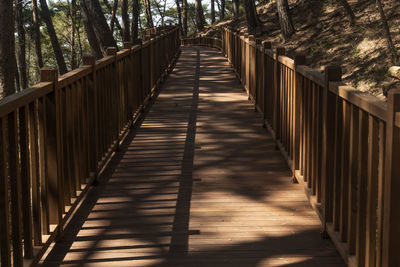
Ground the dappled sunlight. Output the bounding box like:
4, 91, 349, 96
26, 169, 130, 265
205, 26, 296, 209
40, 46, 343, 267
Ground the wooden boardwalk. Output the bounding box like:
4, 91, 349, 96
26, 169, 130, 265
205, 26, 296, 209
40, 47, 345, 267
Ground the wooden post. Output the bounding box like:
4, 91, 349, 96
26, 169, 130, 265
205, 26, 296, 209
124, 42, 133, 50
382, 89, 400, 267
82, 55, 99, 178
0, 118, 11, 266
40, 67, 64, 238
321, 65, 342, 235
261, 41, 272, 128
273, 47, 285, 141
106, 47, 120, 152
292, 54, 306, 182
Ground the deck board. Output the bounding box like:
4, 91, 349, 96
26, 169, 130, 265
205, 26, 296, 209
40, 46, 345, 267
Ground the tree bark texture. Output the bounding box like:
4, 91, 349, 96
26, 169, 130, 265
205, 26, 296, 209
70, 0, 78, 69
220, 0, 225, 20
131, 0, 140, 42
175, 0, 183, 34
144, 0, 154, 28
337, 0, 356, 24
233, 0, 239, 17
182, 0, 188, 36
16, 0, 28, 89
0, 0, 17, 97
32, 0, 44, 69
110, 0, 118, 33
121, 0, 130, 42
39, 0, 68, 74
376, 0, 398, 64
276, 0, 295, 40
80, 0, 104, 59
211, 0, 215, 23
81, 0, 117, 54
195, 0, 206, 30
244, 0, 261, 34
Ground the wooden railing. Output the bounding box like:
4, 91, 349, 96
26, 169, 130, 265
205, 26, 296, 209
183, 28, 400, 267
181, 37, 222, 48
0, 26, 180, 267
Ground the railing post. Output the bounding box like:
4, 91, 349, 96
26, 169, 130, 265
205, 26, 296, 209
106, 47, 120, 152
273, 47, 285, 141
82, 55, 99, 178
249, 35, 256, 103
382, 89, 400, 267
40, 67, 64, 238
321, 65, 342, 235
292, 54, 306, 182
261, 41, 272, 128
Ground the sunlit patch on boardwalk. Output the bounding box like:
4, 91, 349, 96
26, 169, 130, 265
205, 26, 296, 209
40, 46, 344, 267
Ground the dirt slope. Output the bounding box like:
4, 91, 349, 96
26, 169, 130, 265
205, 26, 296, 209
195, 0, 400, 99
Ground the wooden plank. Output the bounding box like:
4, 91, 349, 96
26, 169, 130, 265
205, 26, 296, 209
29, 101, 43, 246
333, 96, 343, 231
40, 46, 345, 267
19, 104, 34, 258
0, 117, 11, 267
355, 110, 368, 266
8, 111, 23, 266
382, 89, 400, 267
365, 115, 379, 266
347, 104, 359, 254
339, 100, 350, 242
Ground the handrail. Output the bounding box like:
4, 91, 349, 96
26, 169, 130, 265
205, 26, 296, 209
184, 27, 400, 267
0, 26, 180, 267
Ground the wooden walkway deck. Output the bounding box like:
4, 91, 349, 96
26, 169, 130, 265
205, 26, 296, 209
40, 47, 345, 267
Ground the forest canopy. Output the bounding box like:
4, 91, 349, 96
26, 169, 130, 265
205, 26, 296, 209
0, 0, 399, 99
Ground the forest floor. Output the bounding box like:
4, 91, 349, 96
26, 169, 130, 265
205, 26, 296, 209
194, 0, 400, 99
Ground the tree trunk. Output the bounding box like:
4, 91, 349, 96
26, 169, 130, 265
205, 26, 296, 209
211, 0, 215, 24
103, 0, 123, 39
32, 0, 44, 69
131, 0, 140, 43
182, 0, 188, 36
337, 0, 356, 24
80, 0, 104, 59
175, 0, 183, 34
0, 0, 17, 97
195, 0, 206, 31
220, 0, 225, 20
15, 0, 28, 89
276, 0, 295, 40
110, 0, 118, 33
376, 0, 397, 64
121, 0, 130, 42
39, 0, 68, 74
144, 0, 154, 28
244, 0, 261, 34
233, 0, 239, 17
81, 0, 118, 54
70, 0, 78, 70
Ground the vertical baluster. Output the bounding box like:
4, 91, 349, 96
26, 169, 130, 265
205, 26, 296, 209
321, 65, 341, 232
8, 110, 23, 266
356, 109, 368, 266
19, 104, 34, 258
0, 117, 11, 267
29, 101, 42, 246
366, 115, 379, 266
382, 89, 400, 267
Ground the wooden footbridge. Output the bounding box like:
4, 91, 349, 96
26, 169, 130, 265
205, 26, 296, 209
1, 26, 399, 267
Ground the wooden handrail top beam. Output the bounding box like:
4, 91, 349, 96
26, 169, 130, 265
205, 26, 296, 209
0, 82, 53, 117
329, 81, 388, 123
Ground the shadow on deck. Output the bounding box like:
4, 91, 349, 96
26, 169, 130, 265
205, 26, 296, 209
40, 47, 345, 267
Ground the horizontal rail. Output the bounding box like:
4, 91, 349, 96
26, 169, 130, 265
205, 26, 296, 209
217, 26, 400, 267
0, 26, 181, 267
